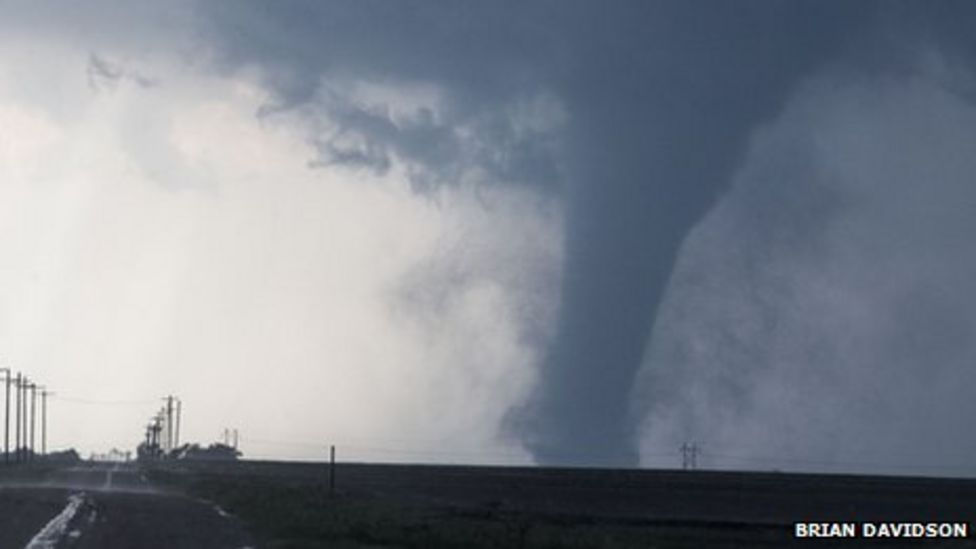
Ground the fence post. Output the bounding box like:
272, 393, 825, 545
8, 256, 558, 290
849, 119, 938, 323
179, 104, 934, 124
329, 444, 336, 496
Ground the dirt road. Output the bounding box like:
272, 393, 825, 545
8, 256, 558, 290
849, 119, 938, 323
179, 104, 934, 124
0, 463, 254, 548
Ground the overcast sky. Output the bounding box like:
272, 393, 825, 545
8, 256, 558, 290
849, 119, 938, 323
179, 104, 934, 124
2, 2, 976, 475
0, 2, 562, 463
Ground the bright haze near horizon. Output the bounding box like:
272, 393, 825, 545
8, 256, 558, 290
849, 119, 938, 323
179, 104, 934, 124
2, 1, 976, 477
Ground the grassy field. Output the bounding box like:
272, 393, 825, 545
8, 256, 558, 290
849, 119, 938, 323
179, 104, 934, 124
0, 463, 56, 484
145, 460, 976, 549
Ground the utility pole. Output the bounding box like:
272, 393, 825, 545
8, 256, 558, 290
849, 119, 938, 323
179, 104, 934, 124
21, 378, 28, 462
29, 383, 36, 462
40, 389, 51, 456
175, 398, 181, 449
148, 418, 157, 459
329, 445, 336, 496
14, 374, 21, 463
164, 396, 174, 454
680, 442, 700, 470
1, 368, 9, 465
152, 413, 163, 458
160, 395, 173, 453
157, 412, 164, 457
20, 376, 31, 463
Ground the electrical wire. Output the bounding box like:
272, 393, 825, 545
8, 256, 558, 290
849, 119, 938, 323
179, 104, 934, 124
51, 395, 159, 407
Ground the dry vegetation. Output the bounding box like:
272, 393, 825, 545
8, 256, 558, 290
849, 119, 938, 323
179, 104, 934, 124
145, 461, 976, 549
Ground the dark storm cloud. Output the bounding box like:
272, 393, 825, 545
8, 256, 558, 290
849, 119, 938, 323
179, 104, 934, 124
87, 54, 156, 91
511, 2, 882, 466
200, 1, 566, 190
290, 86, 564, 191
193, 1, 976, 467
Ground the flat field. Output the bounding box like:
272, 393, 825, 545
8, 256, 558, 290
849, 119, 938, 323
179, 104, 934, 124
146, 460, 976, 548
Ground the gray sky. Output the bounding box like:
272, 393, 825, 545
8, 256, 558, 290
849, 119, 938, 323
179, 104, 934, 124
0, 2, 560, 462
2, 1, 976, 475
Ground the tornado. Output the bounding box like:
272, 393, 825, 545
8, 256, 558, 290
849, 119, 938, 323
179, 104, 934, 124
510, 2, 874, 466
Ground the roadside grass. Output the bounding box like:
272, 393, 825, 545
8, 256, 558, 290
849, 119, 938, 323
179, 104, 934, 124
0, 464, 54, 483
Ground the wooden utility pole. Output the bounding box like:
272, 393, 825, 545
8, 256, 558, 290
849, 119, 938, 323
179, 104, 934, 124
329, 445, 336, 495
40, 389, 51, 455
175, 398, 181, 449
1, 368, 9, 464
29, 383, 36, 461
680, 442, 700, 470
155, 413, 164, 457
21, 378, 28, 462
14, 374, 21, 463
165, 396, 174, 453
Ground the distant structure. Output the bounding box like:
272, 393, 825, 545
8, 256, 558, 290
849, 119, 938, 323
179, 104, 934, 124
44, 449, 81, 464
138, 395, 183, 461
90, 448, 131, 462
172, 442, 241, 462
221, 427, 239, 450
135, 397, 241, 462
680, 442, 701, 470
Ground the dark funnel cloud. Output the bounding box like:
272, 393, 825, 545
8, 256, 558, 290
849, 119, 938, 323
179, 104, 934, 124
514, 3, 875, 466
193, 1, 976, 466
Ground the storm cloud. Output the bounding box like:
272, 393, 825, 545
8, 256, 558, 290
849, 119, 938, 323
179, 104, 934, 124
179, 1, 976, 467
193, 2, 879, 465
3, 1, 976, 470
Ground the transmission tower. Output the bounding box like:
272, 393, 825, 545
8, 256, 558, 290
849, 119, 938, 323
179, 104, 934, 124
680, 442, 701, 470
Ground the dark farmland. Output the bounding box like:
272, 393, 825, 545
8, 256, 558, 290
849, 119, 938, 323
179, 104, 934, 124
147, 460, 976, 548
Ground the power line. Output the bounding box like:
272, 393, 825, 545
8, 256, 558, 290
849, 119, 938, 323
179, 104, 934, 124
52, 395, 159, 406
